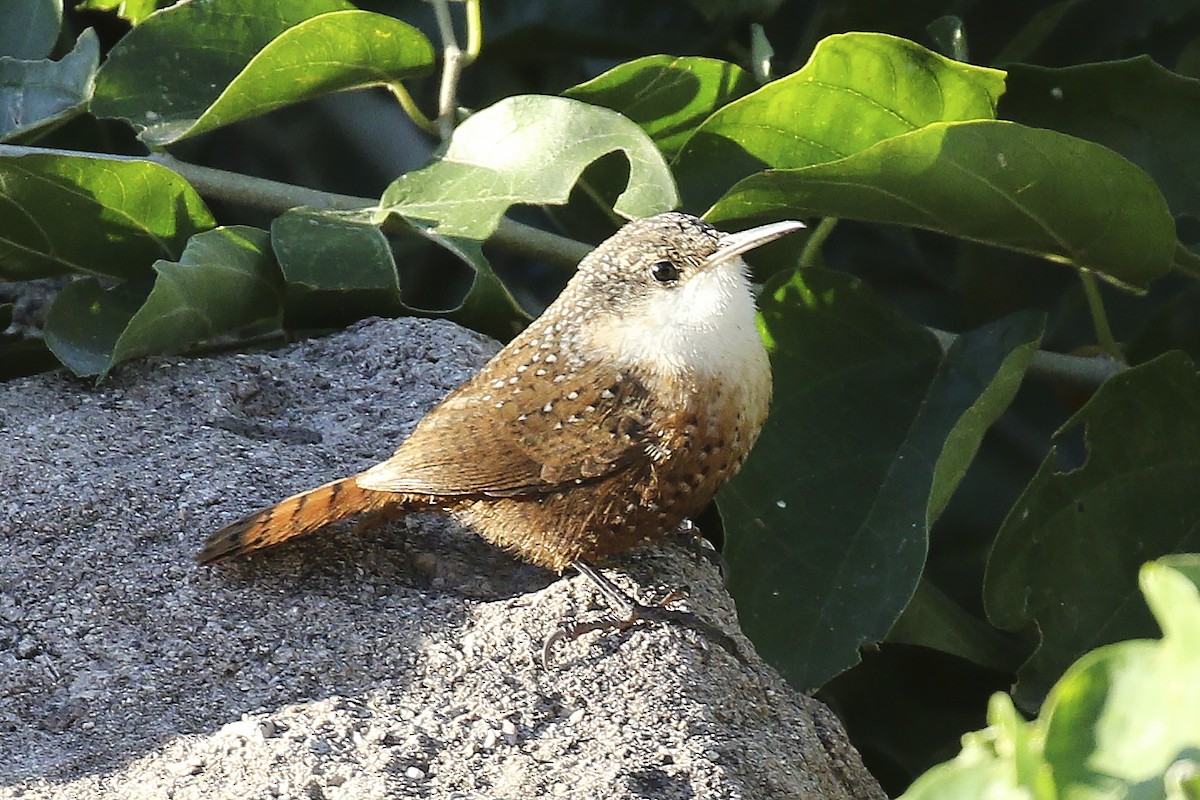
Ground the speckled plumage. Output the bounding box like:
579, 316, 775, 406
197, 213, 802, 572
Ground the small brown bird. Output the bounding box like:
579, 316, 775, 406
197, 212, 803, 659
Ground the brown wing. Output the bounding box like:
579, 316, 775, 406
356, 354, 657, 497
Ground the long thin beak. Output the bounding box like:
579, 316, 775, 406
706, 219, 806, 267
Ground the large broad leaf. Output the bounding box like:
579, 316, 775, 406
0, 0, 60, 59
375, 95, 677, 334
378, 95, 678, 235
671, 32, 1006, 210
984, 352, 1200, 708
719, 268, 1042, 690
44, 226, 282, 377
902, 556, 1200, 800
707, 120, 1175, 292
0, 29, 98, 143
92, 0, 434, 147
564, 55, 757, 159
0, 151, 215, 281
1002, 57, 1200, 222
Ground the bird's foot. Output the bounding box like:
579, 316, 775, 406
541, 559, 744, 668
668, 518, 729, 584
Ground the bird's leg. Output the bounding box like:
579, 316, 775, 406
541, 558, 745, 668
667, 518, 729, 583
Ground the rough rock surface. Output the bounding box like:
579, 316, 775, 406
0, 317, 884, 800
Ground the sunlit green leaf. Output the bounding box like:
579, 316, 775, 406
672, 32, 1005, 209
376, 95, 676, 335
92, 0, 434, 146
75, 0, 169, 26
0, 152, 215, 281
904, 556, 1200, 800
564, 55, 756, 158
708, 121, 1174, 291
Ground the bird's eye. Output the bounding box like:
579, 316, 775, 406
650, 261, 680, 283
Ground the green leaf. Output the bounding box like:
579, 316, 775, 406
0, 0, 60, 59
708, 120, 1175, 292
904, 556, 1200, 800
44, 226, 281, 376
0, 152, 215, 281
564, 55, 757, 159
92, 0, 434, 147
985, 353, 1200, 708
75, 0, 168, 25
1002, 57, 1200, 221
376, 95, 676, 334
1041, 556, 1200, 797
378, 95, 678, 237
1, 29, 99, 143
719, 269, 1041, 690
272, 208, 406, 329
671, 32, 1006, 210
887, 579, 1020, 673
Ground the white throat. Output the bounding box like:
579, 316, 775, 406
587, 258, 767, 380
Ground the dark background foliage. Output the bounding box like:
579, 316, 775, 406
5, 1, 1200, 795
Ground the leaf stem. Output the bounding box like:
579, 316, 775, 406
432, 0, 466, 140
928, 325, 1124, 389
386, 81, 438, 137
462, 0, 482, 63
1079, 270, 1123, 360
798, 216, 838, 268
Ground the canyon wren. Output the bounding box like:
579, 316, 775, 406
197, 212, 803, 657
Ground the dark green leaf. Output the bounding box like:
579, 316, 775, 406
887, 579, 1019, 672
720, 269, 1041, 689
0, 152, 215, 281
1, 29, 99, 143
984, 352, 1200, 708
672, 32, 1005, 210
92, 0, 434, 147
272, 208, 405, 329
707, 121, 1174, 292
0, 0, 60, 59
44, 226, 281, 376
1002, 57, 1200, 221
993, 0, 1194, 66
564, 55, 757, 158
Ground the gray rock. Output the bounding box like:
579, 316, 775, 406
0, 317, 883, 800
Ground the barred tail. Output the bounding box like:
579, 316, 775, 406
196, 477, 391, 564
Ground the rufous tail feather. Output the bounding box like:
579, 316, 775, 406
196, 477, 392, 564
